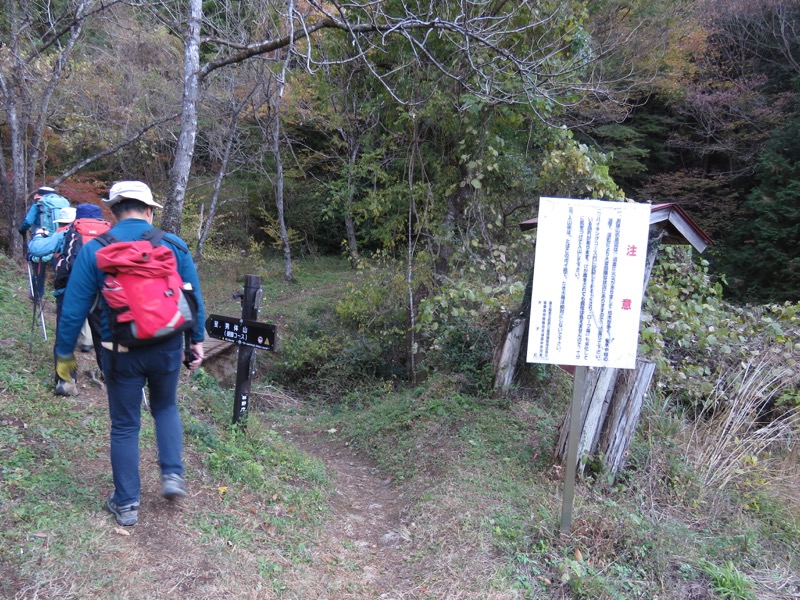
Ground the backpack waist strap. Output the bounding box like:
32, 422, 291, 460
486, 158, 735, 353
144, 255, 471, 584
101, 341, 129, 352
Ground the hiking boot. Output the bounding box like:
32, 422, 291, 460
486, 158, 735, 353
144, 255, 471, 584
55, 378, 78, 397
106, 495, 139, 526
161, 473, 187, 500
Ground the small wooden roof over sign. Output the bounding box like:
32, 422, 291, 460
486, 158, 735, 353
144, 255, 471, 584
519, 202, 712, 254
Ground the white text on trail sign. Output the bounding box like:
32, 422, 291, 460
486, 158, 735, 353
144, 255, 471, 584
526, 198, 650, 369
205, 314, 276, 351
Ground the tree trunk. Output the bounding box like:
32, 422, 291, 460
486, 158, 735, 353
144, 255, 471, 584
406, 117, 419, 383
405, 286, 428, 384
344, 212, 359, 269
492, 267, 534, 394
271, 85, 293, 282
492, 316, 528, 392
344, 143, 360, 269
555, 366, 619, 468
2, 82, 28, 258
554, 359, 655, 477
161, 0, 202, 235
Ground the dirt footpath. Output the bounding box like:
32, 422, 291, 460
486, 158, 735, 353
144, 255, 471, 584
279, 425, 419, 599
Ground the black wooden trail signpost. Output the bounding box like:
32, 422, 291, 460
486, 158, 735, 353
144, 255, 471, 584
204, 274, 277, 425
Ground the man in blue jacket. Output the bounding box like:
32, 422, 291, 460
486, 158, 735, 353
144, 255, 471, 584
55, 181, 206, 527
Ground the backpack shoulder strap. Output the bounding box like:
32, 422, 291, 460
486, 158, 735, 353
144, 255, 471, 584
140, 227, 166, 247
160, 231, 189, 253
95, 231, 118, 248
95, 228, 173, 248
142, 228, 190, 254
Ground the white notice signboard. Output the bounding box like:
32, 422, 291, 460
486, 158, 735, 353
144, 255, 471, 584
526, 198, 651, 369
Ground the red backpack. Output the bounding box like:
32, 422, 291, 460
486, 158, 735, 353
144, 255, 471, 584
54, 218, 112, 291
95, 229, 198, 348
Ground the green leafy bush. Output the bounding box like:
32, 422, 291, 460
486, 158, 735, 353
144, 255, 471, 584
643, 246, 800, 413
334, 257, 412, 375
432, 317, 496, 395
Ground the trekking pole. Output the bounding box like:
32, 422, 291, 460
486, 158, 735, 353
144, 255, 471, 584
26, 261, 48, 354
26, 262, 47, 352
34, 260, 48, 341
27, 262, 36, 354
38, 297, 48, 341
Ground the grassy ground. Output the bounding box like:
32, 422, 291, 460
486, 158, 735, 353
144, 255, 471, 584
1, 251, 798, 599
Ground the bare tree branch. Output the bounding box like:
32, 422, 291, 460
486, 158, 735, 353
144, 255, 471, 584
52, 111, 181, 185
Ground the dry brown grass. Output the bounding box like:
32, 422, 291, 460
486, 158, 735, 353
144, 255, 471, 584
250, 385, 301, 410
682, 358, 800, 495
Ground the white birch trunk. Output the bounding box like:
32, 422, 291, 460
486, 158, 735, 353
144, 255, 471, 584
162, 0, 202, 235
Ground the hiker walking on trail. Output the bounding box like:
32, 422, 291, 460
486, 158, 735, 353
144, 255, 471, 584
54, 181, 206, 527
19, 186, 71, 299
29, 204, 111, 394
27, 205, 76, 262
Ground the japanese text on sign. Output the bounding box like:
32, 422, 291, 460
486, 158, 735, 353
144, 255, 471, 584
205, 314, 276, 351
526, 198, 650, 369
222, 321, 247, 342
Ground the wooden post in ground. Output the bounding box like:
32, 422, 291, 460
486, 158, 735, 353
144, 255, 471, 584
598, 359, 656, 473
232, 274, 261, 426
492, 270, 534, 394
555, 366, 618, 471
561, 365, 587, 535
492, 316, 528, 392
555, 358, 655, 476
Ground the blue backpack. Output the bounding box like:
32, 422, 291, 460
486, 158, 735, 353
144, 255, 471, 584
37, 193, 71, 235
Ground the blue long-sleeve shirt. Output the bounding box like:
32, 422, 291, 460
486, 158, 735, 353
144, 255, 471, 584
56, 218, 206, 356
27, 229, 66, 264
28, 230, 65, 258
27, 230, 67, 294
19, 204, 40, 234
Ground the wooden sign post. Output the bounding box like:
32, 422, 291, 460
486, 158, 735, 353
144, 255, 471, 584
204, 274, 277, 426
560, 365, 587, 535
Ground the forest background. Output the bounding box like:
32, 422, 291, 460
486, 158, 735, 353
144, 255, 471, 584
2, 0, 800, 304
1, 1, 800, 598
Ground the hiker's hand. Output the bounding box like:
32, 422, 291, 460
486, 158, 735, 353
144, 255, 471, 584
188, 342, 204, 371
56, 353, 78, 382
33, 227, 48, 238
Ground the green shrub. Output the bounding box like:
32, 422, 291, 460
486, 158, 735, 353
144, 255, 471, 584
698, 559, 756, 600
434, 318, 496, 395
644, 246, 800, 414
